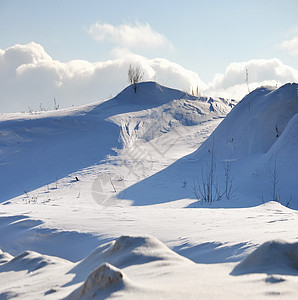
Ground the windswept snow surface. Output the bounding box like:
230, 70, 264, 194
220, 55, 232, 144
121, 83, 298, 208
0, 82, 298, 299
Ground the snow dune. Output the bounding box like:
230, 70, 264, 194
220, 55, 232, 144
66, 235, 193, 299
231, 239, 298, 276
0, 235, 195, 299
1, 234, 298, 299
71, 235, 192, 277
67, 263, 128, 300
0, 250, 71, 273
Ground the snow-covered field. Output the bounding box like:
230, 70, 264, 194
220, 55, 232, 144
0, 81, 297, 299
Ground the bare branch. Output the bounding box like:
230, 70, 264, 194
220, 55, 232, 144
128, 65, 144, 93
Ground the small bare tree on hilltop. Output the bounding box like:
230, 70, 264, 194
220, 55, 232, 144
128, 64, 144, 93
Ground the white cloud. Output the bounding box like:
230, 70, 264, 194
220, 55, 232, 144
281, 35, 298, 57
203, 58, 298, 100
88, 22, 173, 50
0, 43, 199, 113
1, 43, 297, 113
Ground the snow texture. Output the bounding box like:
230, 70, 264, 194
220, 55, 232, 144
231, 240, 298, 275
0, 81, 297, 299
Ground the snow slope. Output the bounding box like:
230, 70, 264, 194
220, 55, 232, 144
0, 81, 298, 299
0, 81, 233, 203
1, 231, 298, 299
193, 83, 298, 207
121, 83, 298, 208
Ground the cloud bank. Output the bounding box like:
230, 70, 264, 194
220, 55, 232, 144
88, 22, 172, 50
204, 58, 298, 99
0, 42, 297, 113
0, 42, 200, 112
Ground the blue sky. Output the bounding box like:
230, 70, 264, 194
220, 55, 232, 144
1, 0, 297, 80
0, 0, 298, 112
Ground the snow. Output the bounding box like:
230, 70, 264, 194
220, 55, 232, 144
0, 81, 297, 299
231, 239, 298, 276
0, 249, 13, 264
68, 263, 127, 300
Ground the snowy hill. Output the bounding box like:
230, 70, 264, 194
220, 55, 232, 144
196, 83, 298, 158
0, 81, 298, 299
121, 83, 298, 208
192, 83, 298, 207
199, 83, 298, 205
0, 81, 234, 202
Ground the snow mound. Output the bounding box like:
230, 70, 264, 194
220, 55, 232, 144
72, 235, 191, 276
0, 249, 13, 265
231, 240, 298, 275
66, 263, 126, 300
110, 234, 170, 255
82, 262, 124, 291
107, 81, 234, 152
66, 235, 188, 299
195, 83, 298, 159
0, 250, 70, 273
184, 83, 298, 207
93, 81, 234, 120
113, 81, 192, 106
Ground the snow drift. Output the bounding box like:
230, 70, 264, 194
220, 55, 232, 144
231, 239, 298, 275
0, 250, 71, 273
71, 235, 192, 276
192, 83, 298, 206
66, 263, 128, 300
1, 235, 191, 299
0, 249, 13, 265
195, 83, 298, 159
1, 222, 298, 299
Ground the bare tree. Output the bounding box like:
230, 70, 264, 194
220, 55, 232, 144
192, 138, 224, 203
128, 64, 144, 93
